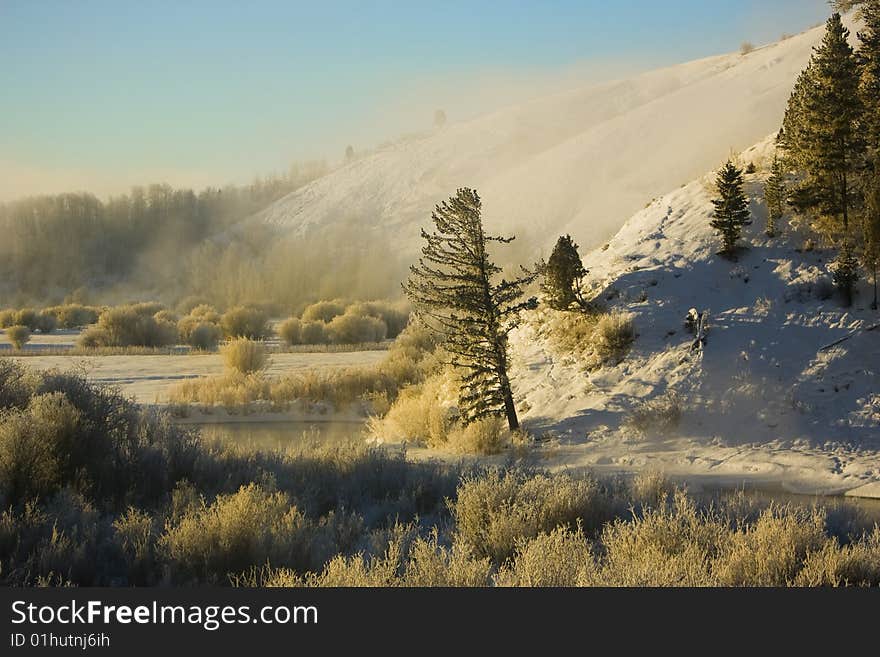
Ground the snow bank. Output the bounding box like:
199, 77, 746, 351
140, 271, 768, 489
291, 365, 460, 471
510, 136, 880, 497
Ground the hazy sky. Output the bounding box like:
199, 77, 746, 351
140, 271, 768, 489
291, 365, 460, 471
0, 0, 831, 201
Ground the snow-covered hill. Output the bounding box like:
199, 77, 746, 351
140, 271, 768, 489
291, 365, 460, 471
510, 137, 880, 498
249, 19, 851, 256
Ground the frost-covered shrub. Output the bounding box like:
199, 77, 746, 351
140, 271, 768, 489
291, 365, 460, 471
188, 304, 221, 324
278, 317, 302, 346
452, 470, 609, 564
81, 305, 178, 347
159, 484, 310, 584
301, 300, 346, 323
178, 314, 222, 350
0, 309, 16, 329
326, 311, 387, 344
446, 417, 508, 455
368, 374, 454, 446
76, 326, 109, 349
0, 393, 82, 503
13, 308, 39, 331
543, 309, 634, 369
129, 302, 165, 317
0, 360, 33, 410
112, 508, 157, 585
624, 393, 682, 437
220, 306, 271, 339
187, 322, 222, 351
346, 301, 410, 338
299, 320, 328, 345
0, 371, 199, 509
593, 492, 723, 586
153, 309, 178, 324
222, 338, 268, 374
46, 304, 100, 329
793, 529, 880, 587
35, 311, 57, 333
5, 325, 31, 350
629, 469, 675, 509
496, 526, 594, 586
291, 525, 493, 587
714, 506, 829, 586
593, 312, 635, 362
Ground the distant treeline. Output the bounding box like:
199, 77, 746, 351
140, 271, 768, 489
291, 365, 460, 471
0, 162, 402, 310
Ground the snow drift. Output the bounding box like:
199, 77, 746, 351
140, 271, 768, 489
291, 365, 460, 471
510, 137, 880, 498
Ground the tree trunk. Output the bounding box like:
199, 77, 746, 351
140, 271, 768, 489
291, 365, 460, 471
841, 152, 849, 233
500, 376, 520, 431
495, 347, 519, 431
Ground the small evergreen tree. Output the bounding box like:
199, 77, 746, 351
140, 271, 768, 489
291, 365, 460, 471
539, 235, 589, 310
403, 188, 536, 430
764, 154, 787, 237
711, 160, 752, 257
833, 241, 861, 305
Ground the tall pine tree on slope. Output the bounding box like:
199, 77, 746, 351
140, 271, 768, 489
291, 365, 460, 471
403, 188, 536, 430
711, 160, 751, 257
863, 173, 880, 309
781, 13, 864, 234
857, 1, 880, 310
764, 154, 787, 238
859, 0, 880, 170
780, 13, 865, 305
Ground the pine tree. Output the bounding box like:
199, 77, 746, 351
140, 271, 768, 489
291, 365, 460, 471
780, 14, 865, 237
403, 188, 536, 430
862, 172, 880, 309
539, 234, 589, 310
764, 154, 787, 237
711, 160, 752, 257
833, 241, 861, 304
859, 0, 880, 169
781, 13, 866, 305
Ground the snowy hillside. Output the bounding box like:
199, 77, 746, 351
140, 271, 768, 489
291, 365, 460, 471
510, 137, 880, 498
249, 18, 853, 256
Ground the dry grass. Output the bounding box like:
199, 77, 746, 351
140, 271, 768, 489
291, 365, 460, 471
221, 338, 269, 374
5, 360, 880, 588
496, 526, 594, 586
367, 373, 456, 446
623, 392, 682, 437
539, 308, 635, 369
169, 324, 436, 414
452, 470, 609, 564
593, 312, 636, 362
446, 417, 509, 455
367, 371, 513, 455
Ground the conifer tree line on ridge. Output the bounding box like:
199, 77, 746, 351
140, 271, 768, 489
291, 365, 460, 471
708, 4, 880, 308
775, 4, 880, 307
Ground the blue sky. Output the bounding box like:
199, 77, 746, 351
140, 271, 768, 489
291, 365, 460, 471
0, 0, 831, 200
